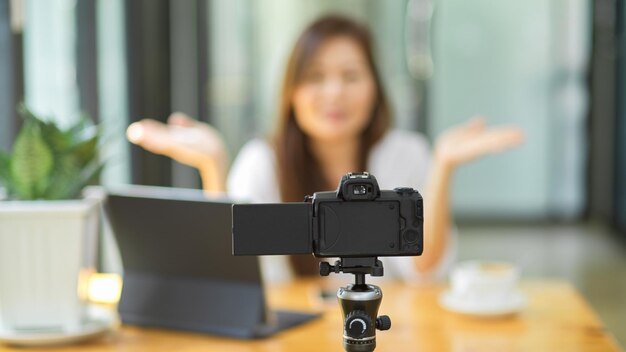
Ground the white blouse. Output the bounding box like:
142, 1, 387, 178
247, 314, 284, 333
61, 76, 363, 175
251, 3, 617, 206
227, 129, 456, 284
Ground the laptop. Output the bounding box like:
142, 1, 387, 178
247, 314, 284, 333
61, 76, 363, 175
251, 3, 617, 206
104, 185, 319, 339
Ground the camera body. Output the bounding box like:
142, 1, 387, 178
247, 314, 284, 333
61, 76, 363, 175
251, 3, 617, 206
232, 172, 423, 258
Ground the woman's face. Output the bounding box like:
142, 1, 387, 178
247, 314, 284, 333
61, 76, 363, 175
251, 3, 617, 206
292, 36, 377, 143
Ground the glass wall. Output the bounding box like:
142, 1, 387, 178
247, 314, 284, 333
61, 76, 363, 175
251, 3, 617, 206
96, 0, 130, 186
427, 0, 590, 219
23, 0, 79, 128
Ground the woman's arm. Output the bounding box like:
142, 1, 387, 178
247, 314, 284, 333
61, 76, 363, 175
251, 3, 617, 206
417, 157, 453, 272
126, 112, 229, 193
414, 117, 524, 273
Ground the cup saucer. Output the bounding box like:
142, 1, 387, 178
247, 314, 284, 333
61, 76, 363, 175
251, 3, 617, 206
438, 290, 527, 317
0, 305, 118, 347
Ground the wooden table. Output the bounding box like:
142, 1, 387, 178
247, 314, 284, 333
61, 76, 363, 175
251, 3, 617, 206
0, 279, 621, 351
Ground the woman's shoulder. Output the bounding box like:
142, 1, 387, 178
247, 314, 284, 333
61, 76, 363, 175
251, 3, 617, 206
369, 129, 432, 189
227, 138, 280, 203
236, 138, 275, 161
373, 129, 431, 156
382, 129, 430, 147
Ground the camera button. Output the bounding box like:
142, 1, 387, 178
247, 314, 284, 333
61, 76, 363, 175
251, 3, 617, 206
403, 229, 419, 243
415, 200, 423, 219
393, 187, 414, 195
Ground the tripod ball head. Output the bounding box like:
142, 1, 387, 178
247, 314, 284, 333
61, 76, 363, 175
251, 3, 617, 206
338, 282, 389, 352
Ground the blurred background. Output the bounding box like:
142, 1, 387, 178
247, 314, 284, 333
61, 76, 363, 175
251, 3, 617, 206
0, 0, 625, 345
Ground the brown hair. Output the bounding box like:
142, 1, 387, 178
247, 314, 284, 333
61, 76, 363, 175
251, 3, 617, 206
273, 15, 392, 275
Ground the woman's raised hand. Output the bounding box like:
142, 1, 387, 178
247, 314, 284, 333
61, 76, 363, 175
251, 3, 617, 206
126, 112, 228, 192
434, 117, 525, 170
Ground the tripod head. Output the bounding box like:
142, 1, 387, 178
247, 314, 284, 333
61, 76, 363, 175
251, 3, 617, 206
319, 257, 384, 278
319, 257, 391, 352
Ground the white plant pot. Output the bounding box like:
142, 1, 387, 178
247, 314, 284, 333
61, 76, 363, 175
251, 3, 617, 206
0, 199, 99, 331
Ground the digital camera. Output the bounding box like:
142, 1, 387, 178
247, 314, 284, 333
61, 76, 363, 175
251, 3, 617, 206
232, 172, 423, 258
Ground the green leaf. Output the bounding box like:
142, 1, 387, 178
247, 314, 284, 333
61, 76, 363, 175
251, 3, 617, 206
10, 121, 54, 199
18, 104, 73, 152
70, 126, 100, 165
42, 121, 73, 152
62, 159, 104, 200
0, 150, 13, 195
44, 148, 104, 200
43, 154, 82, 200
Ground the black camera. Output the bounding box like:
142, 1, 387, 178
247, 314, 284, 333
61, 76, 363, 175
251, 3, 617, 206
233, 172, 424, 351
232, 172, 423, 259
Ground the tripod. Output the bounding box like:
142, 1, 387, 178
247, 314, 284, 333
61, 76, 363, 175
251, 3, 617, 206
320, 257, 391, 352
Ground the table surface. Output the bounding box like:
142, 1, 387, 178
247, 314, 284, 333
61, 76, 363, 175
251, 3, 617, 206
0, 279, 622, 352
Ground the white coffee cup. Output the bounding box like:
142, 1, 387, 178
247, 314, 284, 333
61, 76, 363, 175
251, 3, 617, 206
450, 260, 520, 306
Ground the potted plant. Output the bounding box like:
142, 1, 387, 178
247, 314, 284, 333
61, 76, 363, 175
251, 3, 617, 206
0, 105, 104, 331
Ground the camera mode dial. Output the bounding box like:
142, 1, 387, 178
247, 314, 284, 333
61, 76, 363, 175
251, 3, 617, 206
393, 187, 415, 195
345, 311, 372, 339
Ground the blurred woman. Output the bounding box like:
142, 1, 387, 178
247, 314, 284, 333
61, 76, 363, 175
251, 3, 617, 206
127, 15, 524, 283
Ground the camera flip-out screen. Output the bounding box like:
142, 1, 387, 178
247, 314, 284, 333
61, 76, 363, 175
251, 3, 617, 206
233, 203, 313, 255
232, 172, 423, 259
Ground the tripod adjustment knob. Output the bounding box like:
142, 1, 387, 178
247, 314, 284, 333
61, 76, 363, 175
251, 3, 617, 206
320, 261, 341, 276
376, 315, 391, 331
320, 262, 332, 276
345, 311, 372, 338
